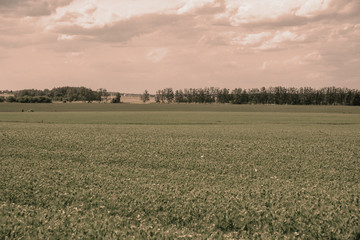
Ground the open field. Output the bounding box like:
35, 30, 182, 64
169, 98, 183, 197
1, 102, 360, 113
121, 95, 156, 104
0, 104, 359, 239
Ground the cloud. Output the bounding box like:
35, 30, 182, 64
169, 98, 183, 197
197, 34, 228, 46
257, 31, 306, 50
146, 48, 168, 62
225, 31, 306, 51
54, 13, 182, 43
295, 0, 331, 17
57, 34, 75, 41
224, 0, 360, 28
230, 32, 272, 46
178, 0, 211, 14
0, 0, 74, 17
1, 0, 360, 91
177, 0, 225, 15
283, 51, 322, 66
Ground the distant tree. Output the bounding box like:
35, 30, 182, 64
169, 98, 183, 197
175, 89, 185, 103
0, 96, 5, 102
98, 88, 109, 102
231, 88, 242, 104
164, 88, 174, 103
47, 87, 101, 102
345, 90, 353, 106
216, 88, 231, 103
155, 88, 173, 103
183, 88, 193, 103
204, 88, 215, 103
17, 96, 52, 103
111, 92, 121, 103
15, 89, 45, 98
140, 90, 150, 103
155, 90, 161, 103
352, 92, 360, 106
6, 96, 17, 103
325, 87, 336, 105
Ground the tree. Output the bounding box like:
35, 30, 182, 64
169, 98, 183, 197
352, 92, 360, 106
164, 88, 174, 103
231, 88, 242, 104
155, 90, 161, 103
140, 90, 150, 103
111, 93, 121, 103
175, 89, 185, 103
216, 88, 231, 103
6, 96, 17, 102
99, 88, 109, 102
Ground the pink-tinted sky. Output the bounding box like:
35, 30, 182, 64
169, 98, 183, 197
0, 0, 359, 93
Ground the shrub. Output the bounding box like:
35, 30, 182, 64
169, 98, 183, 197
6, 96, 17, 102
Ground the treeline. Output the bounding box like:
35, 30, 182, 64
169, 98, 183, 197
153, 87, 360, 105
1, 95, 52, 103
0, 87, 115, 103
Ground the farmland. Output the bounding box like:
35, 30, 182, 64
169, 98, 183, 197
0, 104, 359, 239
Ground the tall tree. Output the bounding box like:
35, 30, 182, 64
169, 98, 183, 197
140, 90, 150, 103
111, 92, 121, 103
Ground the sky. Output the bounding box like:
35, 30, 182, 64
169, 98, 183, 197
0, 0, 359, 93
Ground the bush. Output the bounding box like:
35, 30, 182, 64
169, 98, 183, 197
6, 96, 17, 102
17, 96, 52, 103
111, 93, 121, 103
0, 96, 5, 102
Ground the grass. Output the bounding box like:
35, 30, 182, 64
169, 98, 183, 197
121, 95, 156, 104
0, 104, 359, 239
1, 102, 360, 113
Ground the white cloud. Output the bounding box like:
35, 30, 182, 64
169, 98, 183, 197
304, 51, 322, 61
231, 32, 272, 46
295, 0, 331, 16
57, 34, 75, 40
261, 60, 280, 71
228, 31, 306, 50
224, 0, 334, 26
283, 51, 322, 65
257, 31, 306, 50
177, 0, 214, 14
146, 48, 168, 62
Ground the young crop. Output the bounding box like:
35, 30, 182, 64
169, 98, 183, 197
0, 106, 359, 239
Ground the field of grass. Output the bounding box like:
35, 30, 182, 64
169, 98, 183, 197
2, 102, 360, 113
121, 95, 156, 104
0, 104, 359, 239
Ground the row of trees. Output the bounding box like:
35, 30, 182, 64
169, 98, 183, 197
151, 87, 360, 105
2, 86, 360, 105
0, 87, 121, 103
13, 87, 106, 102
0, 95, 52, 103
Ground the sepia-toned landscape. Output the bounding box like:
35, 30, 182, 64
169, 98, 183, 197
1, 0, 360, 239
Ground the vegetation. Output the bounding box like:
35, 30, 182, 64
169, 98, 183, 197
0, 105, 359, 239
2, 103, 360, 113
5, 96, 18, 103
111, 93, 121, 103
140, 90, 150, 103
155, 86, 360, 105
16, 96, 52, 103
3, 86, 360, 105
7, 87, 111, 103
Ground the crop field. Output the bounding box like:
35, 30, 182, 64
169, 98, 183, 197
0, 104, 359, 239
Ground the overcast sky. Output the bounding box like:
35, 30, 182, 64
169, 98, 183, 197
0, 0, 359, 93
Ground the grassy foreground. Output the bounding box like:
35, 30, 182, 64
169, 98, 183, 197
0, 104, 359, 239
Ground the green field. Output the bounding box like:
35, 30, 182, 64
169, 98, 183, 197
1, 104, 359, 239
